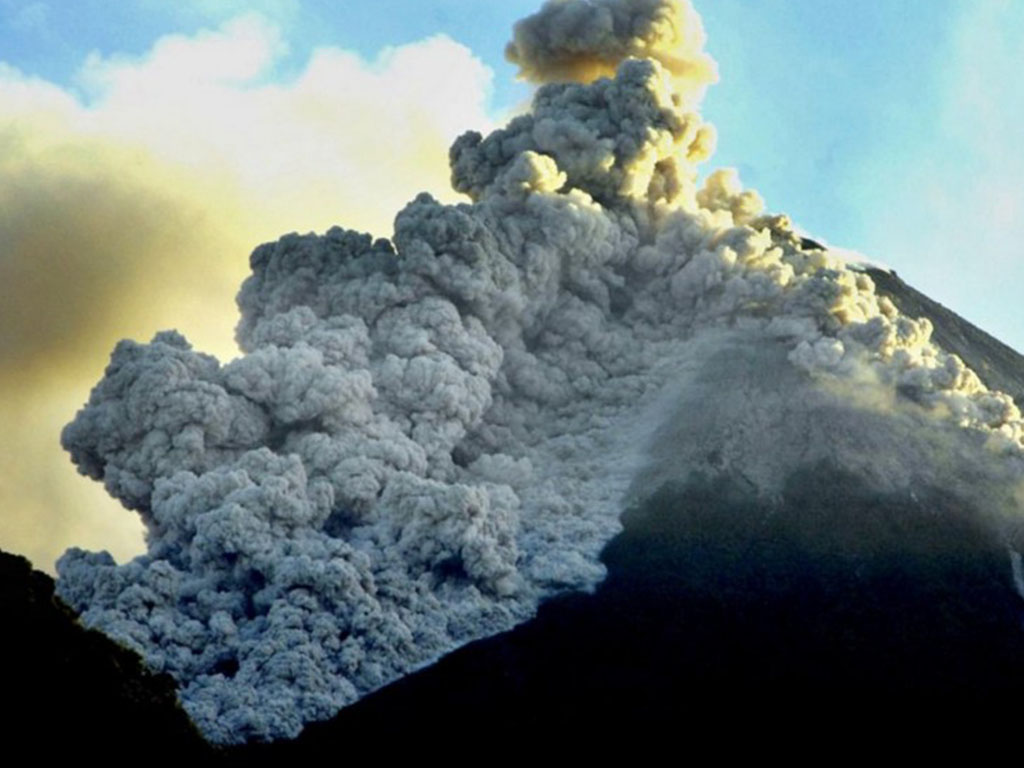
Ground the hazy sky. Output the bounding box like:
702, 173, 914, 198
1, 0, 1022, 570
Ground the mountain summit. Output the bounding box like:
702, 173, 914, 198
49, 0, 1024, 745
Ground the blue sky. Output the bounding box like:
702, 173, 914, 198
1, 0, 1023, 569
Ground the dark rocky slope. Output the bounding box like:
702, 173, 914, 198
0, 550, 216, 759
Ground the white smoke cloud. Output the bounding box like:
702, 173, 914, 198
0, 14, 494, 572
53, 0, 1024, 746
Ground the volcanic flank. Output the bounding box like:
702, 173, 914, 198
53, 0, 1024, 745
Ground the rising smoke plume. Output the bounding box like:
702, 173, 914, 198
506, 0, 717, 104
57, 0, 1024, 744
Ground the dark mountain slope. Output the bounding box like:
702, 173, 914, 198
0, 550, 216, 759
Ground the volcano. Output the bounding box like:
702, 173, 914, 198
11, 0, 1024, 753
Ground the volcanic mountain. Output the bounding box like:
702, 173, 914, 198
11, 0, 1024, 752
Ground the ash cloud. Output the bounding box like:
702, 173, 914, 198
505, 0, 718, 102
57, 0, 1024, 745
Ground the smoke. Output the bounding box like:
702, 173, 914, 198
55, 0, 1024, 745
505, 0, 717, 101
0, 15, 494, 571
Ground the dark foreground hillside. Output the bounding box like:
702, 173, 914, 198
0, 550, 215, 759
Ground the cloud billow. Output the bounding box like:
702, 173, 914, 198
506, 0, 718, 103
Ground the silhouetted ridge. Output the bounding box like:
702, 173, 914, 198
0, 550, 215, 758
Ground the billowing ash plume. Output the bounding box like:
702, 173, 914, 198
506, 0, 718, 102
58, 0, 1024, 744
